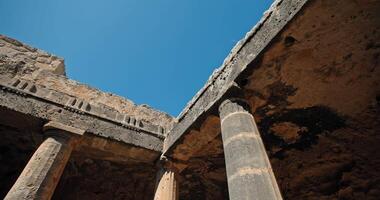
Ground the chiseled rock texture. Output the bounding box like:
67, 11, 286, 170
0, 34, 174, 131
1, 0, 380, 199
166, 0, 380, 199
251, 1, 380, 199
27, 72, 175, 131
0, 34, 175, 199
0, 35, 65, 77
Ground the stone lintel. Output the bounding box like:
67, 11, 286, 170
164, 0, 310, 155
0, 90, 164, 152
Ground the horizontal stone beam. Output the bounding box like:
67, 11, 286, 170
163, 0, 310, 154
0, 76, 166, 136
0, 83, 164, 152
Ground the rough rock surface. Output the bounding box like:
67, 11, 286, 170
168, 0, 380, 199
248, 0, 380, 199
0, 105, 161, 200
0, 35, 65, 77
29, 70, 174, 131
164, 0, 309, 153
0, 33, 173, 199
0, 34, 174, 131
1, 0, 379, 199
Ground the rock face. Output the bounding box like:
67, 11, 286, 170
250, 0, 380, 198
164, 0, 380, 199
0, 35, 66, 78
0, 35, 174, 199
0, 35, 175, 132
1, 0, 379, 199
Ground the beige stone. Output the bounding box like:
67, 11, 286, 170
154, 168, 179, 200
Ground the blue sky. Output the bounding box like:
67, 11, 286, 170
1, 0, 273, 116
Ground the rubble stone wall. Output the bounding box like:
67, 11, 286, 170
0, 35, 175, 131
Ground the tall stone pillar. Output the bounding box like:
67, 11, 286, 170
154, 158, 179, 200
5, 122, 84, 200
219, 98, 282, 200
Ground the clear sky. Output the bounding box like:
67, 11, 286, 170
1, 0, 273, 116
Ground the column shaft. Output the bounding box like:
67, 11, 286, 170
219, 99, 282, 200
5, 133, 74, 200
154, 168, 178, 200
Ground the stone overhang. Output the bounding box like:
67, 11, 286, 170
0, 77, 164, 162
1, 0, 380, 198
163, 0, 310, 156
0, 35, 175, 164
162, 0, 380, 198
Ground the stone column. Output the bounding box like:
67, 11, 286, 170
5, 122, 84, 200
154, 158, 179, 200
219, 98, 282, 200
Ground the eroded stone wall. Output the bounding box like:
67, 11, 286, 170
31, 70, 175, 131
2, 0, 379, 199
166, 0, 380, 199
243, 0, 380, 199
0, 105, 161, 199
0, 35, 173, 199
0, 35, 175, 131
0, 35, 65, 77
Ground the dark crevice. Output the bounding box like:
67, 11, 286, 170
284, 36, 296, 47
258, 106, 346, 157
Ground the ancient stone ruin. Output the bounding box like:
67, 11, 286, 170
0, 0, 379, 199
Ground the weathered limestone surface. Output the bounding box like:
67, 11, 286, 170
0, 84, 165, 151
28, 71, 174, 131
0, 35, 66, 77
164, 0, 309, 153
0, 34, 174, 133
0, 35, 175, 154
219, 99, 282, 200
165, 0, 380, 199
242, 0, 380, 199
0, 34, 174, 199
1, 0, 379, 199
